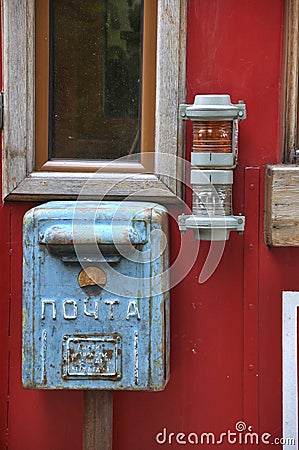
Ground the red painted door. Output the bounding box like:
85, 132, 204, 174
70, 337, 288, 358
1, 1, 296, 449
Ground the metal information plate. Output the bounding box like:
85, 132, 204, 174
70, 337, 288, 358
62, 334, 122, 379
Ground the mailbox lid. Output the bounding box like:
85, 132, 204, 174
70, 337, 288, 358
23, 200, 167, 222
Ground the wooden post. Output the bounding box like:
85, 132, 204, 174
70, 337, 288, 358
83, 391, 113, 450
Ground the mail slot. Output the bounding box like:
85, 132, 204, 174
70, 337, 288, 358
22, 201, 169, 391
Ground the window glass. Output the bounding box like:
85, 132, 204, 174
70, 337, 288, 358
50, 0, 143, 160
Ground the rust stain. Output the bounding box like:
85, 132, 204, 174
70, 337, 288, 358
78, 266, 107, 288
69, 348, 81, 364
165, 5, 175, 25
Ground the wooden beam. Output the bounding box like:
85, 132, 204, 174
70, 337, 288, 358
83, 391, 113, 450
265, 165, 299, 246
283, 0, 299, 163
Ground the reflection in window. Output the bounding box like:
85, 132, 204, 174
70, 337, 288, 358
50, 0, 143, 160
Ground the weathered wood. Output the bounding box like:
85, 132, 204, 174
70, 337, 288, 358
83, 391, 113, 450
8, 171, 178, 203
2, 0, 186, 202
155, 0, 186, 198
265, 165, 299, 246
2, 0, 35, 199
283, 0, 299, 163
265, 2, 299, 245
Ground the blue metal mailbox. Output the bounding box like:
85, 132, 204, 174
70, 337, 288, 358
22, 201, 169, 390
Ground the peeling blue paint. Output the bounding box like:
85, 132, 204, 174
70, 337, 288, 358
22, 201, 169, 391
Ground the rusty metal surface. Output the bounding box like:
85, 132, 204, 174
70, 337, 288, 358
22, 201, 169, 390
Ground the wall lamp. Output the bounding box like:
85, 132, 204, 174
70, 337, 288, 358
178, 94, 246, 241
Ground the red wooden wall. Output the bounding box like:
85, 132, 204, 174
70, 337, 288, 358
1, 0, 297, 449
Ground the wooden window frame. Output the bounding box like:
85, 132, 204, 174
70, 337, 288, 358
265, 0, 299, 246
2, 0, 186, 202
